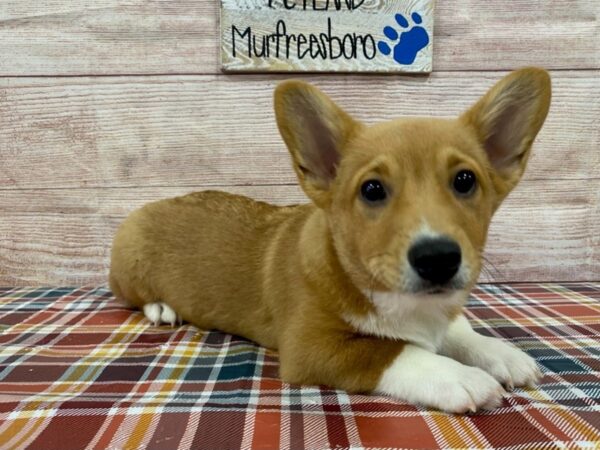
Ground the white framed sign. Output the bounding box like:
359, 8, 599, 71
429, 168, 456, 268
221, 0, 435, 73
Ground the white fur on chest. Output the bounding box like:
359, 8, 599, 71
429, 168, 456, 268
344, 290, 467, 352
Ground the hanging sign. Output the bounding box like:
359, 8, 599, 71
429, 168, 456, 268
221, 0, 434, 73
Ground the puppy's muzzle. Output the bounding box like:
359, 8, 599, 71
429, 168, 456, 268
408, 237, 461, 286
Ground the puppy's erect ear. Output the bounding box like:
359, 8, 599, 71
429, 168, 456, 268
274, 81, 360, 206
461, 67, 551, 197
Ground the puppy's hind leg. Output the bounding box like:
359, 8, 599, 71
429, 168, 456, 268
143, 302, 182, 327
109, 271, 181, 327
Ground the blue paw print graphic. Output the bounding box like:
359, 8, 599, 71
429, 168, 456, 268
378, 13, 429, 65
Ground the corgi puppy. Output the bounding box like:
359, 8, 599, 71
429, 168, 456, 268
110, 68, 551, 413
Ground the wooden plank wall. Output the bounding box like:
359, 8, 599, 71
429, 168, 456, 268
0, 1, 598, 285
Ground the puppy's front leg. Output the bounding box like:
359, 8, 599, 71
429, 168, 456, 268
377, 344, 505, 412
441, 315, 542, 390
280, 333, 504, 413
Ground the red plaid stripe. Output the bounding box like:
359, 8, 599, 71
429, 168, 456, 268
0, 284, 599, 449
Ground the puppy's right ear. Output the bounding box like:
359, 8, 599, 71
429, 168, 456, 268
274, 81, 360, 207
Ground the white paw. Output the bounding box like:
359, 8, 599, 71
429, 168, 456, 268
467, 338, 542, 390
143, 302, 181, 327
433, 364, 505, 413
377, 345, 505, 413
442, 315, 542, 390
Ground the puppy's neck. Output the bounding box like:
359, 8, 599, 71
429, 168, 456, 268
298, 208, 340, 286
298, 208, 373, 317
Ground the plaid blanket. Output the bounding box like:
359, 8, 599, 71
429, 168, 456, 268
0, 284, 598, 450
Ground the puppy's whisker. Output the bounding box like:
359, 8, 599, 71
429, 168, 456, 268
480, 253, 503, 282
479, 260, 493, 282
480, 264, 495, 282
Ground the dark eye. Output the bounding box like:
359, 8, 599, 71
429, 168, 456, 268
360, 179, 387, 203
453, 170, 477, 196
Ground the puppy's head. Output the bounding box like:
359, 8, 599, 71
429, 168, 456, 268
274, 68, 551, 296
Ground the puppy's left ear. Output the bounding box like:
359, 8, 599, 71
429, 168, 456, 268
461, 67, 551, 198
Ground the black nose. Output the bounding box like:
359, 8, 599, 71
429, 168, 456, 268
408, 238, 462, 285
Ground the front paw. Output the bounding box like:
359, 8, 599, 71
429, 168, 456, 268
477, 338, 543, 390
377, 345, 506, 413
431, 363, 506, 413
443, 316, 542, 390
472, 338, 542, 390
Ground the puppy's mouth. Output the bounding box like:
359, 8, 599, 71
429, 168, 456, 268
413, 285, 459, 297
423, 286, 451, 295
406, 276, 469, 296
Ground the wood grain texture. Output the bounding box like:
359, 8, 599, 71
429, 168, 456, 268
0, 0, 218, 76
1, 71, 598, 190
0, 2, 597, 285
220, 0, 434, 73
0, 180, 597, 286
0, 0, 598, 75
